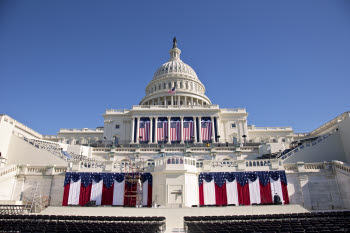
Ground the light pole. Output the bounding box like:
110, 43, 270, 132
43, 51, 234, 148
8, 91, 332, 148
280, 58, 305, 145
112, 136, 116, 148
242, 135, 247, 146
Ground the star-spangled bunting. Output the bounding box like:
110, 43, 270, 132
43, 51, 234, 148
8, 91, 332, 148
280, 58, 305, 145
64, 172, 152, 188
198, 171, 288, 187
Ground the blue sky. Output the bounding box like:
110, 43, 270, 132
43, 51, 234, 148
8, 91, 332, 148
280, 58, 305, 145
1, 0, 350, 135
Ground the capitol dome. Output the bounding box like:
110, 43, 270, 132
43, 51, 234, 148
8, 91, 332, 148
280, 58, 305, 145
140, 38, 212, 106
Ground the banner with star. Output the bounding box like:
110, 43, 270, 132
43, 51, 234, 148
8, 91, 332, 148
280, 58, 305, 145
198, 171, 289, 206
62, 172, 152, 207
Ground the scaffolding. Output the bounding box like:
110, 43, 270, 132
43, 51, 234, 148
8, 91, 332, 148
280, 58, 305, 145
123, 155, 145, 207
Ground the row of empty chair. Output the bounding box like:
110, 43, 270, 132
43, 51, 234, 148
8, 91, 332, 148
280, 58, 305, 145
0, 205, 28, 215
0, 214, 166, 233
184, 211, 350, 233
22, 136, 95, 162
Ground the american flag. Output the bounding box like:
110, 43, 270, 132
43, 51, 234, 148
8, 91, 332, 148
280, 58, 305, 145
170, 121, 181, 142
201, 120, 212, 141
157, 121, 168, 142
183, 120, 194, 141
168, 86, 176, 94
139, 121, 150, 142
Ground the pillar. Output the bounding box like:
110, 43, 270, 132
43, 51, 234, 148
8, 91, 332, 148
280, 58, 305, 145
184, 96, 187, 105
178, 95, 180, 105
171, 95, 174, 105
167, 116, 171, 143
150, 117, 153, 143
154, 117, 158, 143
180, 116, 184, 143
216, 117, 221, 143
211, 116, 215, 142
198, 116, 202, 143
164, 97, 167, 106
191, 97, 194, 105
136, 117, 140, 143
193, 117, 197, 143
131, 117, 135, 143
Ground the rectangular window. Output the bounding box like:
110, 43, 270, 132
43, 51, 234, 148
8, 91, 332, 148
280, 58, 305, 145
115, 124, 120, 129
231, 123, 236, 128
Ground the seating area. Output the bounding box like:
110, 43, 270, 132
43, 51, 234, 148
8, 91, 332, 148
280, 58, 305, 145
0, 205, 27, 215
0, 214, 166, 233
184, 211, 350, 233
22, 137, 95, 162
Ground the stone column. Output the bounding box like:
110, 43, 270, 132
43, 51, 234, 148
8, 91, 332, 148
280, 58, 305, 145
136, 117, 140, 143
164, 97, 167, 106
158, 97, 160, 105
211, 116, 215, 142
198, 117, 202, 143
216, 117, 221, 143
180, 116, 184, 143
184, 96, 187, 105
149, 117, 153, 143
131, 117, 135, 143
154, 117, 158, 143
193, 117, 197, 143
167, 116, 171, 144
191, 97, 194, 105
171, 95, 174, 105
178, 95, 180, 105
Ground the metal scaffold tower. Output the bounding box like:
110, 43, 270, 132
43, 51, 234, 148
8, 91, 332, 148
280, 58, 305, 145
23, 182, 47, 213
123, 154, 145, 207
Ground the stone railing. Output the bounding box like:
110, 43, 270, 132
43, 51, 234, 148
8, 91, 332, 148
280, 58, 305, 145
131, 104, 220, 110
248, 126, 293, 131
284, 161, 350, 175
332, 160, 350, 176
8, 165, 68, 177
59, 128, 104, 133
0, 165, 19, 181
284, 161, 330, 173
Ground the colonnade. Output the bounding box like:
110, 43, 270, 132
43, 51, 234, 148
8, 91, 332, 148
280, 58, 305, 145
143, 95, 207, 106
130, 116, 220, 144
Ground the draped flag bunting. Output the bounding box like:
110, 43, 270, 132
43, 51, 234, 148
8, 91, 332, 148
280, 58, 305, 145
183, 120, 194, 141
170, 121, 181, 142
157, 121, 168, 142
199, 171, 289, 206
62, 172, 152, 207
201, 120, 212, 141
139, 121, 150, 142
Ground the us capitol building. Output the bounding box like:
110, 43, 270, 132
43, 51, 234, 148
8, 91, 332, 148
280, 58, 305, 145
0, 38, 350, 211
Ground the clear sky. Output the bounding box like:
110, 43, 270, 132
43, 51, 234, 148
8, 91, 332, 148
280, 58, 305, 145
1, 0, 350, 135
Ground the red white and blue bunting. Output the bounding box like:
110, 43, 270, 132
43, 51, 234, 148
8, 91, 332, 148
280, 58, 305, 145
62, 172, 152, 207
199, 171, 289, 206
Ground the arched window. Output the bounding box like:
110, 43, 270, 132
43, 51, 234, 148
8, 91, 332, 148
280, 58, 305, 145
168, 82, 171, 88
185, 82, 188, 89
176, 158, 179, 164
163, 83, 166, 89
159, 84, 161, 90
167, 158, 171, 164
180, 159, 183, 164
172, 158, 175, 164
180, 82, 183, 88
155, 86, 157, 91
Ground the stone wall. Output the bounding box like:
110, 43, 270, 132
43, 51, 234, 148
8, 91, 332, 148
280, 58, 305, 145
285, 161, 349, 210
